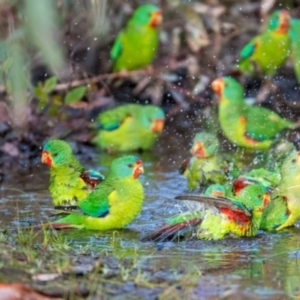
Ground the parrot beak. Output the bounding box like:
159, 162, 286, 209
41, 150, 52, 167
211, 78, 224, 96
133, 160, 144, 179
262, 193, 271, 208
150, 10, 163, 27
191, 141, 206, 159
278, 10, 290, 34
152, 119, 165, 133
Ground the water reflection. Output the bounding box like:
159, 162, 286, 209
1, 130, 300, 299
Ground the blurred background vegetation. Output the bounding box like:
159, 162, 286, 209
0, 0, 299, 169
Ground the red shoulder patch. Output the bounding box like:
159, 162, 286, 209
80, 172, 103, 189
220, 207, 251, 225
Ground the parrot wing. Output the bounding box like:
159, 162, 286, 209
77, 181, 115, 217
244, 105, 295, 141
289, 19, 300, 82
80, 169, 105, 189
97, 105, 138, 131
175, 194, 250, 214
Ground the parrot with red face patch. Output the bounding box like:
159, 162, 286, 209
92, 104, 165, 152
45, 156, 145, 230
180, 132, 234, 191
41, 139, 104, 209
142, 181, 271, 241
111, 4, 162, 72
237, 10, 291, 77
260, 150, 300, 231
211, 77, 298, 151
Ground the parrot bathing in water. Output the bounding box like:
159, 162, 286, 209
211, 77, 298, 150
111, 4, 162, 72
219, 150, 300, 231
47, 156, 144, 230
142, 180, 271, 241
237, 10, 291, 77
260, 150, 300, 231
92, 104, 165, 152
179, 132, 229, 191
41, 140, 104, 209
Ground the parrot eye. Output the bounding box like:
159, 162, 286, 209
128, 164, 133, 168
53, 153, 58, 157
291, 159, 297, 163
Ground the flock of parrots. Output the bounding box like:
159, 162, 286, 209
40, 5, 300, 241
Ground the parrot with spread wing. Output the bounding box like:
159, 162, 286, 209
111, 4, 162, 72
212, 77, 298, 150
237, 10, 291, 77
142, 181, 271, 241
41, 140, 104, 209
49, 155, 144, 230
92, 104, 165, 152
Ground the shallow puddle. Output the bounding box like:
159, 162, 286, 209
1, 129, 300, 299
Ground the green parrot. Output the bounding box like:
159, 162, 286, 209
237, 10, 291, 76
48, 156, 144, 230
211, 77, 298, 150
260, 150, 300, 231
289, 18, 300, 82
41, 140, 104, 208
111, 4, 162, 72
92, 104, 165, 152
142, 182, 271, 241
179, 132, 229, 191
238, 168, 281, 191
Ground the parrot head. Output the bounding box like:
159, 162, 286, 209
41, 140, 74, 168
232, 177, 263, 196
142, 105, 165, 134
268, 10, 290, 34
211, 77, 244, 104
110, 155, 144, 179
204, 184, 226, 197
191, 132, 219, 158
237, 184, 271, 213
131, 5, 162, 28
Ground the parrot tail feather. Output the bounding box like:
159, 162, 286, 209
141, 218, 202, 242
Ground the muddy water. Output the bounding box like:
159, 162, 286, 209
1, 128, 300, 299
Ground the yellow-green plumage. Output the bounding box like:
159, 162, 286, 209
41, 140, 104, 208
143, 183, 270, 241
212, 77, 298, 151
53, 155, 144, 230
289, 18, 300, 82
93, 104, 165, 152
111, 4, 161, 72
237, 10, 291, 76
260, 151, 300, 231
180, 132, 228, 191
